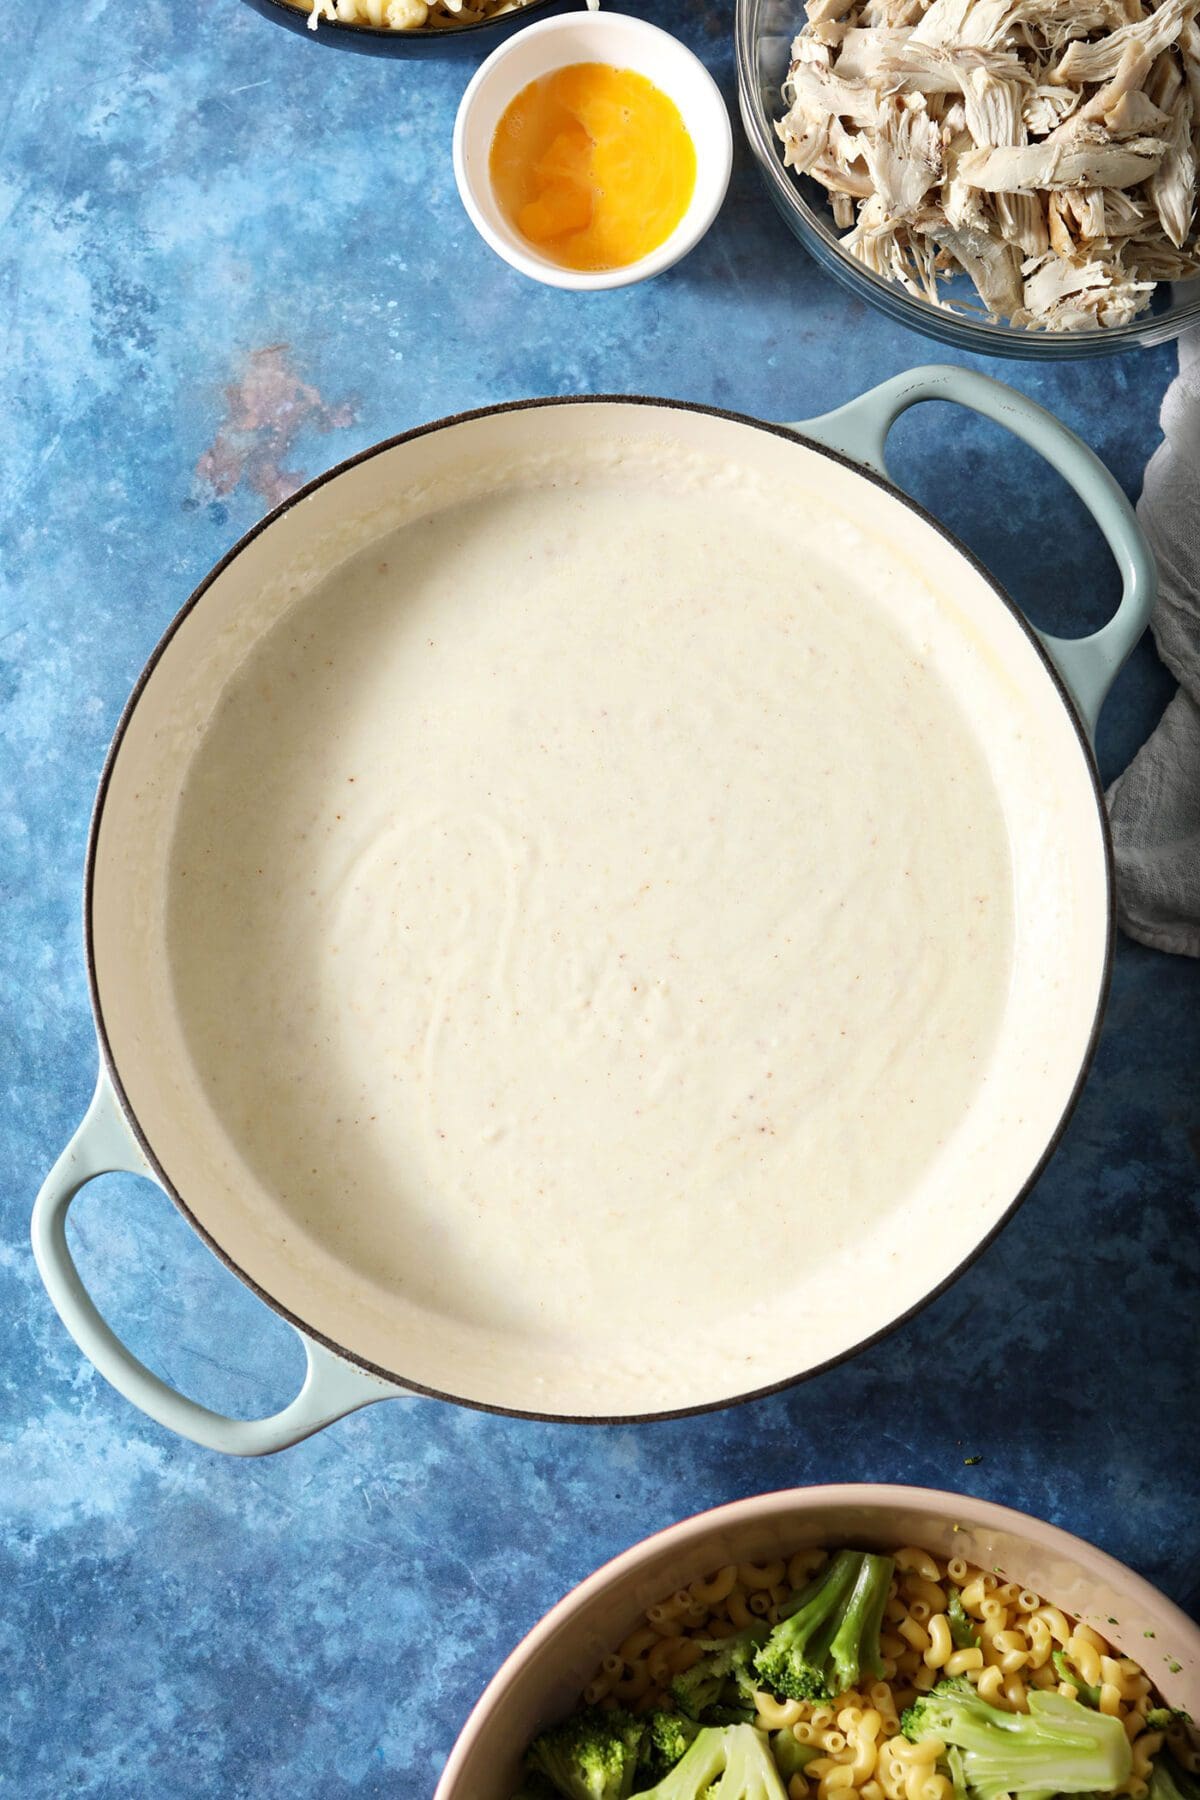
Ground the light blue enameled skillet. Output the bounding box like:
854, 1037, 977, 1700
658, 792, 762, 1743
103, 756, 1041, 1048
32, 367, 1154, 1454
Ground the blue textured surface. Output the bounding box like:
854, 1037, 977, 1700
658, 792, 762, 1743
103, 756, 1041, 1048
2, 2, 1198, 1795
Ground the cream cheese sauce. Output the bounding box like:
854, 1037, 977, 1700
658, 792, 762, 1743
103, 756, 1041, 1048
167, 461, 1014, 1346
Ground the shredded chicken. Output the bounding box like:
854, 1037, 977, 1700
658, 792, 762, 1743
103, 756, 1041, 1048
776, 0, 1200, 328
1050, 0, 1191, 84
961, 60, 1028, 141
865, 99, 945, 210
1146, 51, 1198, 240
1022, 83, 1081, 134
957, 135, 1166, 187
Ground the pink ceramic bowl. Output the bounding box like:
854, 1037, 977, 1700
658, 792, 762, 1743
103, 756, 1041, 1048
436, 1484, 1200, 1799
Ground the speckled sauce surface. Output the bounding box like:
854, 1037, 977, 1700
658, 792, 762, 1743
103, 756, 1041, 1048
1, 2, 1197, 1796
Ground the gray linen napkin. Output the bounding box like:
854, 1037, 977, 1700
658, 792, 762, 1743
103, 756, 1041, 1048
1107, 328, 1200, 958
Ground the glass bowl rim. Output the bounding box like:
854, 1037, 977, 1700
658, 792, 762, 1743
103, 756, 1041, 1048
733, 0, 1200, 357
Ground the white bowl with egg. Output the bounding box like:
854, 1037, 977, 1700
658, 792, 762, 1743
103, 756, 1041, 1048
452, 10, 733, 290
31, 367, 1153, 1456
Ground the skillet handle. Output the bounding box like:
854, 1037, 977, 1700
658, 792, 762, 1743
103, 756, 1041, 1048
31, 1071, 399, 1456
788, 364, 1156, 741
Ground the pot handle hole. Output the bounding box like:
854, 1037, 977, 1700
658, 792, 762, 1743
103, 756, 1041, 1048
31, 1071, 399, 1456
787, 363, 1156, 741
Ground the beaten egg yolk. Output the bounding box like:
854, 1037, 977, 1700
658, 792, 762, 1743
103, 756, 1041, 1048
489, 63, 697, 272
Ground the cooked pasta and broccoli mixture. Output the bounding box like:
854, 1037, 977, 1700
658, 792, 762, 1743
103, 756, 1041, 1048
513, 1545, 1198, 1800
301, 0, 529, 30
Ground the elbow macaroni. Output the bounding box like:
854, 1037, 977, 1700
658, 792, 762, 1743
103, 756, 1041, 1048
577, 1546, 1197, 1793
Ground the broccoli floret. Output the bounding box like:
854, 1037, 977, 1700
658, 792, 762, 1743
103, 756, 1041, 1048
1148, 1751, 1200, 1800
754, 1550, 894, 1702
947, 1589, 980, 1652
1052, 1650, 1102, 1708
901, 1679, 1132, 1800
671, 1627, 768, 1723
1145, 1709, 1193, 1734
945, 1744, 970, 1800
640, 1712, 701, 1781
637, 1728, 730, 1798
526, 1706, 645, 1800
637, 1724, 787, 1798
827, 1554, 894, 1694
771, 1731, 819, 1780
720, 1724, 792, 1798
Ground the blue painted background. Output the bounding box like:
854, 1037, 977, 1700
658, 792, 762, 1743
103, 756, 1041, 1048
2, 1, 1198, 1794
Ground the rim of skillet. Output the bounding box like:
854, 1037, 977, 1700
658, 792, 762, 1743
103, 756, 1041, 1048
434, 1482, 1200, 1796
82, 393, 1116, 1425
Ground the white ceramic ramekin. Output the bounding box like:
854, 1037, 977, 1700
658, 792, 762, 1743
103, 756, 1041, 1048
435, 1485, 1200, 1799
452, 9, 733, 290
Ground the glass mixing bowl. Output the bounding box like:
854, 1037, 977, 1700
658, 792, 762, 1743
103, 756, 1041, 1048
735, 0, 1200, 358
